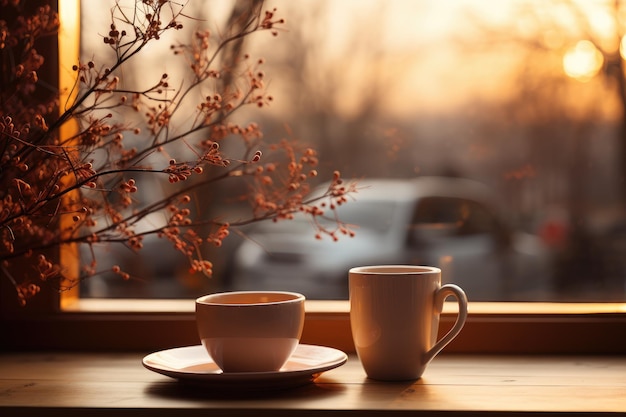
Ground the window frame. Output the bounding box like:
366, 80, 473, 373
2, 297, 626, 353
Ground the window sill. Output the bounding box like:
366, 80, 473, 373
2, 299, 626, 354
63, 298, 626, 315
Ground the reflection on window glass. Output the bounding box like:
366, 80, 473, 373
80, 0, 626, 302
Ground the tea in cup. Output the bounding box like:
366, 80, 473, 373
196, 291, 305, 373
349, 265, 467, 380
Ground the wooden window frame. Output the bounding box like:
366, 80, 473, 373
2, 294, 626, 353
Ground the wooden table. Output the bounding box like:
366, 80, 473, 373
1, 351, 625, 416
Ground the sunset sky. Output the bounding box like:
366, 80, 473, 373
79, 0, 619, 119
252, 0, 618, 117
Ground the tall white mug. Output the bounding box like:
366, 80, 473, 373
349, 265, 468, 381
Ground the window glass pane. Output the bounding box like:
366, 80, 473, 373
79, 0, 626, 303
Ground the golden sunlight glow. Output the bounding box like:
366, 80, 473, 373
59, 0, 80, 110
620, 35, 626, 60
58, 0, 81, 307
563, 40, 604, 82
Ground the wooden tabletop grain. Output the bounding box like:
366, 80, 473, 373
1, 351, 625, 416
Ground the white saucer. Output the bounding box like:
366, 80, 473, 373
142, 344, 348, 390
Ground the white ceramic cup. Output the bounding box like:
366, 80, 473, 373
195, 291, 305, 373
349, 265, 468, 381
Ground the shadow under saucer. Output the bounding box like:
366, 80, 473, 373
144, 377, 347, 400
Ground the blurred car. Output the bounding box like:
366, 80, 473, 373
230, 176, 553, 301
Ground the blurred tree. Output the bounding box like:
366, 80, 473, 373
256, 0, 421, 179
463, 0, 625, 296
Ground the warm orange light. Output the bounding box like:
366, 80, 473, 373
58, 0, 81, 308
59, 0, 80, 112
563, 40, 604, 82
620, 35, 626, 61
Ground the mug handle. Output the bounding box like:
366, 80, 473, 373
423, 284, 468, 365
